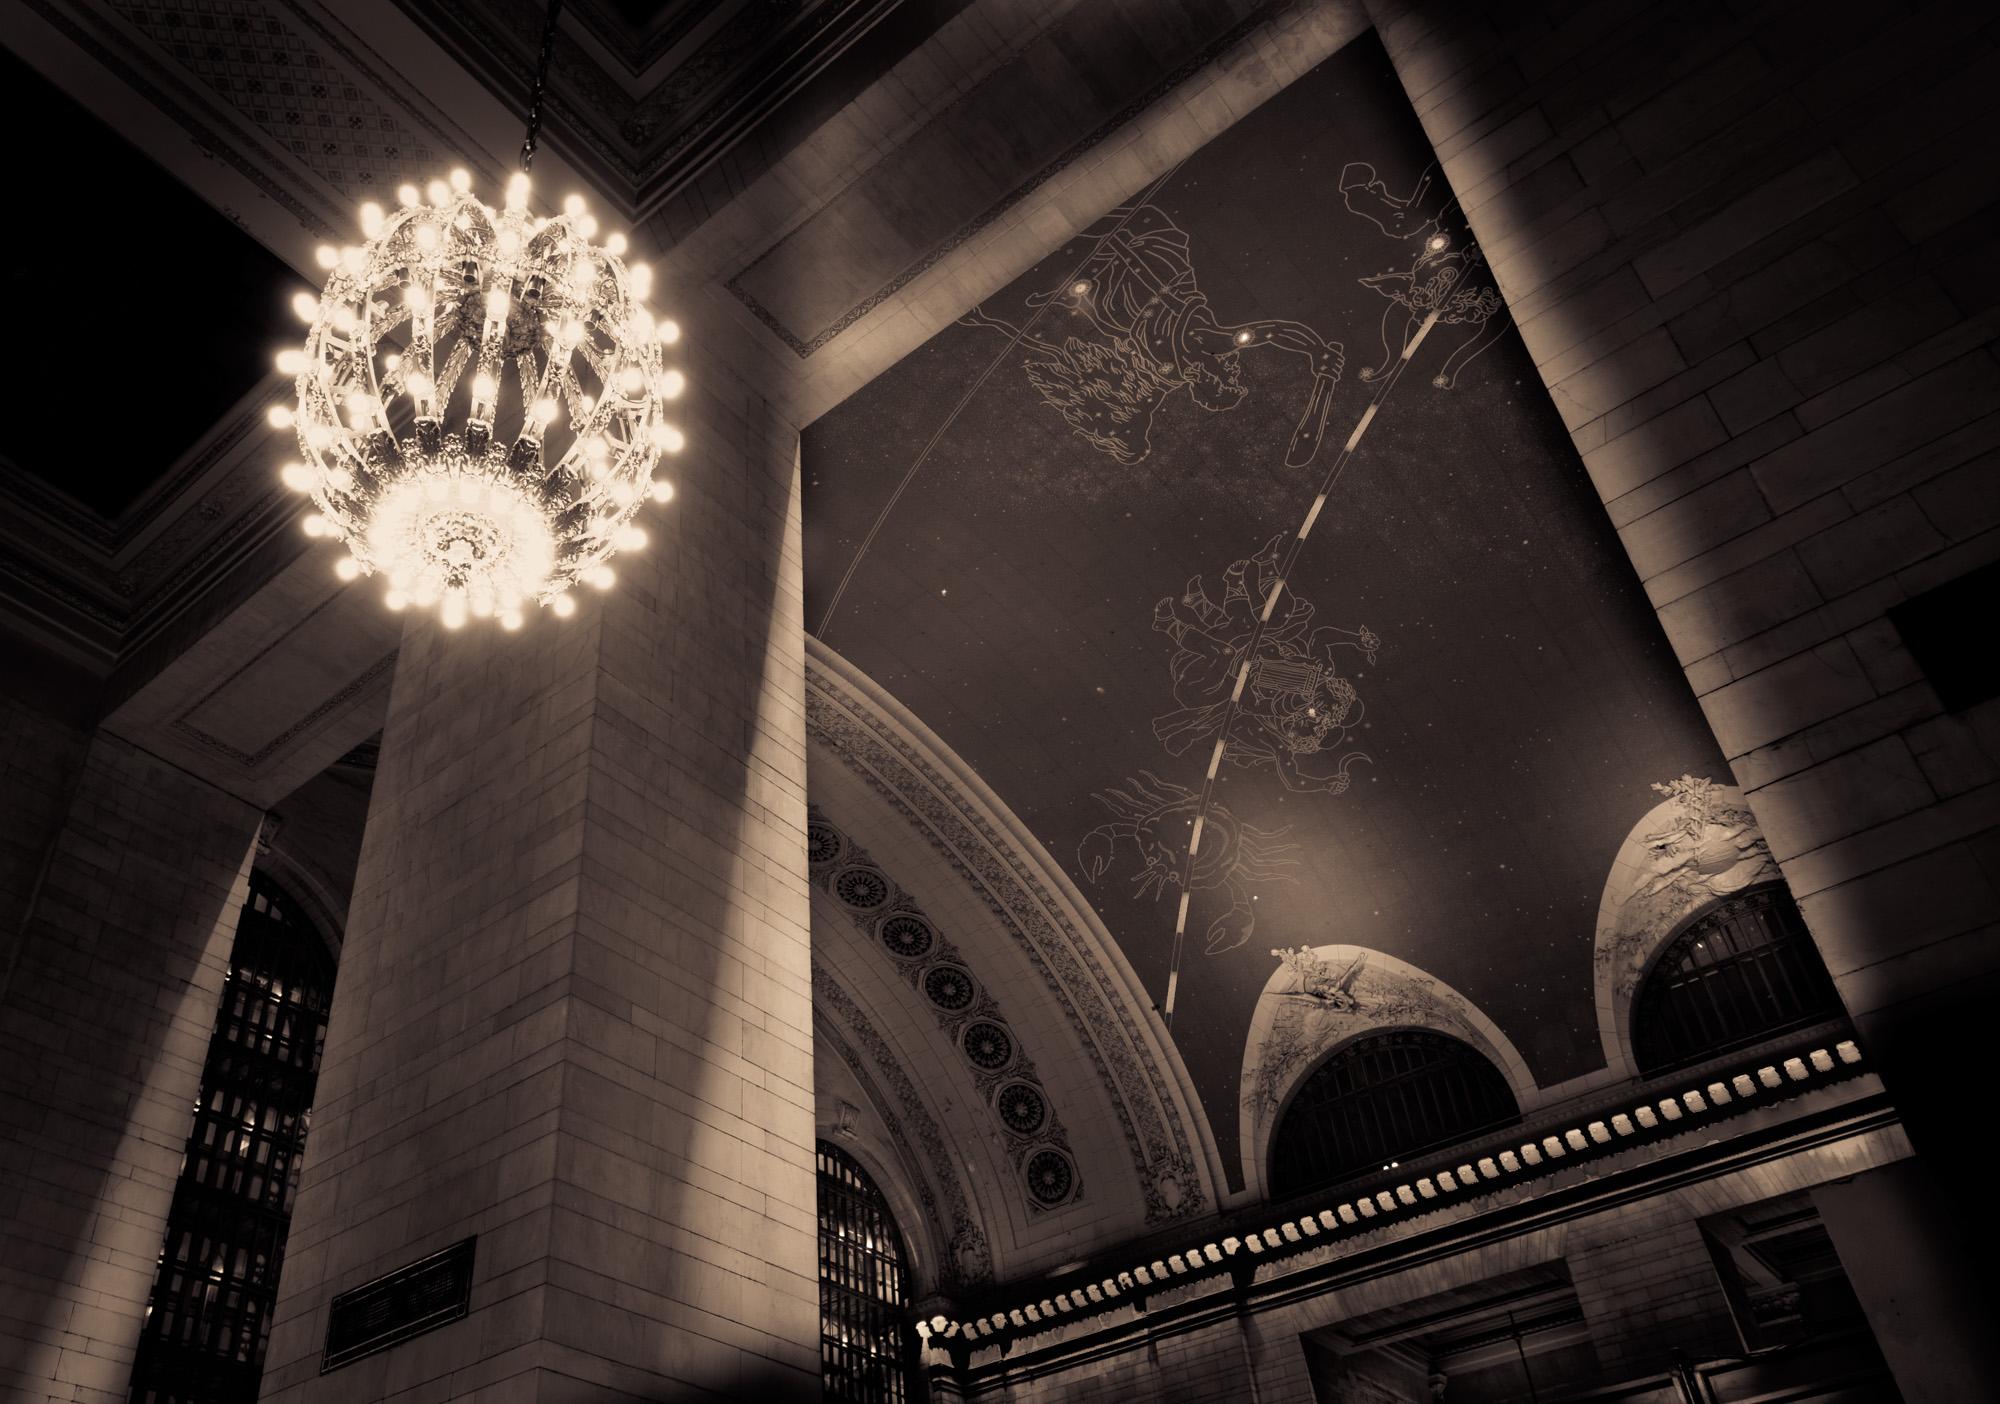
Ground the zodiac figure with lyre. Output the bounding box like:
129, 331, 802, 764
1150, 535, 1378, 794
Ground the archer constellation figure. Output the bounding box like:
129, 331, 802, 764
960, 204, 1344, 468
1079, 771, 1300, 955
1339, 161, 1507, 389
1151, 535, 1379, 795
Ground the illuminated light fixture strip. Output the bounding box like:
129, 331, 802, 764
914, 1039, 1868, 1347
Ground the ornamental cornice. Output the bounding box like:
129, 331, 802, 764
805, 637, 1222, 1226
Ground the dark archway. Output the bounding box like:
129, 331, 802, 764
818, 1140, 923, 1403
1270, 1029, 1519, 1200
1632, 884, 1843, 1077
128, 871, 337, 1404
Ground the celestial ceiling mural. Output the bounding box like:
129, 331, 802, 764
802, 32, 1729, 1191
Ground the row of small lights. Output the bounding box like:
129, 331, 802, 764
915, 1039, 1865, 1347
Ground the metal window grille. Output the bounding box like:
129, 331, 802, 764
1632, 884, 1842, 1076
1270, 1031, 1518, 1199
129, 872, 336, 1404
817, 1142, 919, 1404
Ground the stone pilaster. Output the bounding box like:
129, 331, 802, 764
260, 372, 817, 1401
0, 732, 262, 1404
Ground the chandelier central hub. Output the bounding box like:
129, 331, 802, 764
273, 169, 683, 629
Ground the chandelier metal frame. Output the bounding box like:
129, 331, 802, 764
270, 0, 681, 630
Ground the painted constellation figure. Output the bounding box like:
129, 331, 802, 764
960, 204, 1345, 467
1340, 161, 1507, 390
1080, 771, 1300, 954
1151, 535, 1378, 794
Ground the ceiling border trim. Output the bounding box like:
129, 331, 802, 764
724, 0, 1287, 358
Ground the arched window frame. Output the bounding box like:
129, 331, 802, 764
817, 1140, 923, 1404
1631, 882, 1844, 1077
128, 870, 338, 1404
1267, 1028, 1519, 1201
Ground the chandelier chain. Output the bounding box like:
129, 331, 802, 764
520, 0, 567, 171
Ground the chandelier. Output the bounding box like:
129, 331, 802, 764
267, 3, 681, 629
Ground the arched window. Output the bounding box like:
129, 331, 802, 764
129, 871, 337, 1404
1270, 1031, 1518, 1200
817, 1142, 920, 1404
1632, 884, 1842, 1076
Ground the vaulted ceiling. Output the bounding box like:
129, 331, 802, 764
0, 0, 1748, 1255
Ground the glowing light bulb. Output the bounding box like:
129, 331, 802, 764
314, 245, 339, 270
629, 263, 653, 298
282, 165, 688, 637
649, 479, 674, 504
656, 319, 680, 345
267, 405, 296, 429
653, 423, 684, 453
563, 194, 586, 217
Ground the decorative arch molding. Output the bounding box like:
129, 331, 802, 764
808, 813, 1081, 1216
1591, 776, 1784, 1082
1238, 945, 1537, 1203
805, 638, 1221, 1224
813, 962, 995, 1293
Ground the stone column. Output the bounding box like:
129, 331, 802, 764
1813, 1160, 2000, 1395
0, 732, 262, 1404
259, 380, 818, 1400
1365, 0, 2000, 1273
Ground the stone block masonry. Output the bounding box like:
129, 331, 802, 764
0, 731, 263, 1404
258, 357, 819, 1402
1364, 0, 2000, 1279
